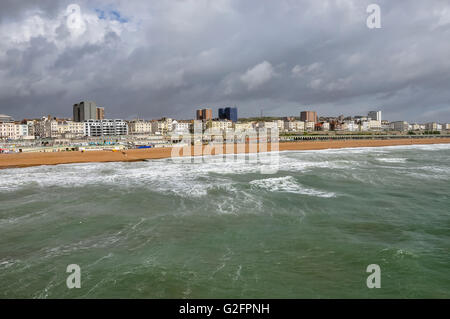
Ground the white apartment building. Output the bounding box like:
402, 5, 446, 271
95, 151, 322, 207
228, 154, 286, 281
360, 121, 370, 131
151, 118, 173, 135
55, 121, 84, 138
293, 121, 305, 132
275, 120, 284, 131
392, 121, 409, 132
16, 123, 29, 138
284, 120, 305, 132
283, 120, 295, 132
192, 120, 204, 133
368, 120, 382, 130
342, 121, 359, 132
128, 120, 153, 134
206, 120, 233, 133
305, 121, 315, 131
425, 122, 440, 131
0, 122, 15, 139
33, 117, 55, 138
84, 119, 128, 137
172, 120, 191, 133
0, 122, 31, 140
33, 118, 84, 138
234, 122, 254, 131
258, 121, 277, 129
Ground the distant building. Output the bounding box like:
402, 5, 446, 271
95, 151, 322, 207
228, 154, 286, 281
425, 122, 439, 131
360, 121, 370, 131
368, 120, 382, 130
53, 120, 84, 138
392, 121, 409, 132
234, 122, 254, 131
206, 120, 233, 133
305, 121, 315, 131
300, 111, 318, 123
73, 101, 97, 122
172, 120, 191, 133
151, 118, 173, 135
355, 116, 368, 122
0, 114, 13, 123
196, 108, 212, 121
218, 108, 225, 120
84, 119, 128, 137
96, 107, 105, 120
218, 107, 238, 122
344, 121, 359, 132
128, 120, 153, 134
0, 122, 31, 140
192, 120, 204, 133
284, 120, 304, 132
368, 111, 382, 121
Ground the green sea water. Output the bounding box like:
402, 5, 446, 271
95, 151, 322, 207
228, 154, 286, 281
0, 144, 449, 298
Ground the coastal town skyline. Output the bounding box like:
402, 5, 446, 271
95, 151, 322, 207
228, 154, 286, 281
1, 102, 449, 124
1, 101, 449, 143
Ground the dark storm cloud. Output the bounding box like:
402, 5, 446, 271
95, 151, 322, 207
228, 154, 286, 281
0, 0, 449, 122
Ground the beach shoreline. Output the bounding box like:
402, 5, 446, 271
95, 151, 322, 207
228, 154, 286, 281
1, 138, 449, 170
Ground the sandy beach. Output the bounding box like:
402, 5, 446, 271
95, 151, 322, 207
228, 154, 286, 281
1, 138, 449, 170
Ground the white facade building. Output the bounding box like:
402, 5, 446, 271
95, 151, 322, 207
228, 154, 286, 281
206, 120, 233, 133
305, 121, 315, 131
151, 118, 173, 134
0, 122, 32, 140
392, 121, 409, 132
84, 119, 128, 137
425, 122, 440, 131
172, 120, 191, 133
128, 120, 153, 134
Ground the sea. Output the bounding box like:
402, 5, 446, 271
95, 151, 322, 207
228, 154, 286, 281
0, 144, 449, 298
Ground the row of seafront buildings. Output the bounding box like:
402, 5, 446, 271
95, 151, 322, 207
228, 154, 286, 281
1, 103, 450, 142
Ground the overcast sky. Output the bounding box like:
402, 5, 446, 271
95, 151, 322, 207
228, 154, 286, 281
0, 0, 449, 122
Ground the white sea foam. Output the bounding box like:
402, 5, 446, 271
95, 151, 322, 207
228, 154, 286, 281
377, 158, 407, 163
249, 176, 336, 198
0, 144, 448, 197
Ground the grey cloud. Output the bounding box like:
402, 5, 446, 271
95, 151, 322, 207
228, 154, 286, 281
0, 0, 449, 122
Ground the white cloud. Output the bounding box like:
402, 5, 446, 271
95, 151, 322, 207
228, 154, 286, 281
240, 61, 274, 90
292, 62, 323, 77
